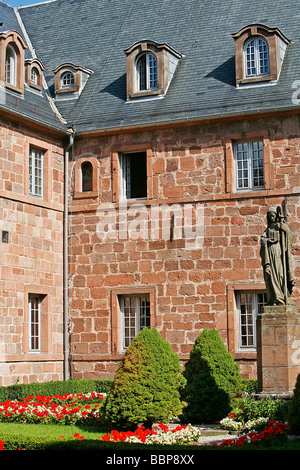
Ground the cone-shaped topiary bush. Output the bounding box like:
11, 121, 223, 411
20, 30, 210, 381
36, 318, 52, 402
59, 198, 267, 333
288, 373, 300, 435
181, 328, 242, 424
103, 328, 186, 429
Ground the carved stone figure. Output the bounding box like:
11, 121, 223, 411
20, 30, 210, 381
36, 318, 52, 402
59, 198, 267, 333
260, 206, 294, 306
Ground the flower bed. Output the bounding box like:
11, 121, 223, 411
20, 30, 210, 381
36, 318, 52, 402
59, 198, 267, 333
220, 413, 269, 432
213, 421, 290, 447
0, 392, 105, 426
99, 423, 201, 445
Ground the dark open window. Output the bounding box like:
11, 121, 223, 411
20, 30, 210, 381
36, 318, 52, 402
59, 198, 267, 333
81, 161, 93, 192
120, 152, 147, 199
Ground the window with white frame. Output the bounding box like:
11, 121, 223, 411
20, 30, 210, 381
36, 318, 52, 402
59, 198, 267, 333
5, 43, 17, 86
29, 294, 41, 352
136, 53, 158, 92
236, 291, 267, 349
234, 140, 265, 190
29, 147, 43, 198
119, 294, 150, 350
30, 67, 39, 85
244, 37, 269, 78
61, 71, 74, 88
119, 152, 147, 200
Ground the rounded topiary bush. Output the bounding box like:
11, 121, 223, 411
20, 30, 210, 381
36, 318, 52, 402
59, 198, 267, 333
181, 328, 242, 424
103, 328, 186, 429
288, 373, 300, 435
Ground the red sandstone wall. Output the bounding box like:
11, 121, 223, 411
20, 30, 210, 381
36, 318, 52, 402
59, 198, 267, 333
0, 117, 65, 386
69, 114, 300, 380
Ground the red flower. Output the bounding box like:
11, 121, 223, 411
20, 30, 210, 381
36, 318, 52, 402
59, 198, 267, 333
159, 423, 169, 433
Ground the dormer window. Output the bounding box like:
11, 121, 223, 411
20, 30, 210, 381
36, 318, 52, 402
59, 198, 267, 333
124, 40, 182, 100
0, 31, 27, 94
136, 53, 158, 91
25, 58, 44, 91
232, 24, 290, 86
244, 37, 269, 78
5, 43, 17, 86
53, 63, 93, 100
30, 67, 38, 85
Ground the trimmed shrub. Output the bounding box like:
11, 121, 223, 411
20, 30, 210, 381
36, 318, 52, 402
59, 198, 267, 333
103, 328, 186, 429
181, 328, 243, 424
233, 395, 290, 423
288, 373, 300, 435
241, 379, 258, 395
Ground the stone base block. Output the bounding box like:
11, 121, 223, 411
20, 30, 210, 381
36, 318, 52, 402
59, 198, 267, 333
257, 304, 300, 394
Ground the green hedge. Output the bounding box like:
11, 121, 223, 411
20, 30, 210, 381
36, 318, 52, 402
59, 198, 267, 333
288, 373, 300, 435
0, 379, 113, 402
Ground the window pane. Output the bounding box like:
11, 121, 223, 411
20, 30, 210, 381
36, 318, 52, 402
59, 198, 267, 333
148, 54, 158, 89
5, 45, 16, 86
120, 294, 150, 349
245, 37, 269, 77
238, 292, 267, 348
137, 55, 146, 90
239, 292, 253, 347
29, 147, 43, 197
246, 40, 256, 76
140, 296, 150, 329
136, 53, 157, 91
251, 141, 264, 187
258, 39, 269, 74
235, 142, 249, 189
120, 154, 131, 199
123, 296, 136, 349
29, 295, 40, 351
31, 67, 38, 84
235, 140, 264, 190
62, 72, 74, 87
257, 293, 267, 314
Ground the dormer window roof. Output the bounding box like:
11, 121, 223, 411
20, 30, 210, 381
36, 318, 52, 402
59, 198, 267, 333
124, 40, 182, 100
53, 63, 93, 100
231, 24, 290, 86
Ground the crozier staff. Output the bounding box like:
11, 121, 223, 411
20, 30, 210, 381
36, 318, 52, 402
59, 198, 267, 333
260, 206, 294, 306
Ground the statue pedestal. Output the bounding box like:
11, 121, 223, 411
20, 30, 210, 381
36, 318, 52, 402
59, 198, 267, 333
257, 304, 300, 394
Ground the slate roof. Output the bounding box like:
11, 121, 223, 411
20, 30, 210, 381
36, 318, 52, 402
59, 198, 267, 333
4, 0, 300, 134
0, 2, 67, 133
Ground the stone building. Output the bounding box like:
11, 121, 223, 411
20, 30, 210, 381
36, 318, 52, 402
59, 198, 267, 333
0, 0, 299, 386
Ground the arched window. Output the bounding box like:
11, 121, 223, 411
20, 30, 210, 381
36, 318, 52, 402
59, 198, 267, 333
5, 43, 17, 86
30, 66, 39, 85
61, 71, 74, 88
81, 161, 93, 192
244, 37, 269, 78
136, 53, 158, 91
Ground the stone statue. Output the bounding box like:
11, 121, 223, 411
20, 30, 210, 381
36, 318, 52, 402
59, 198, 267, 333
260, 205, 295, 306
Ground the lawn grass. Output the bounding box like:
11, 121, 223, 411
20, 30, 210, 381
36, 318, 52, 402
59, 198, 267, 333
0, 422, 105, 440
